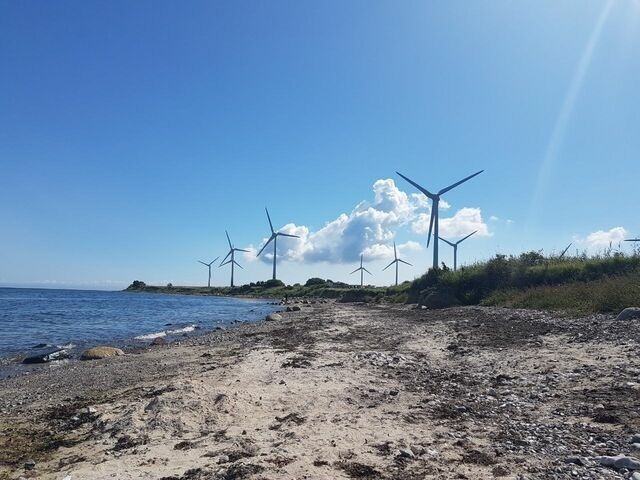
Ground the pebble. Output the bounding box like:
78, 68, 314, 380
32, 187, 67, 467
397, 448, 415, 458
632, 434, 640, 444
24, 459, 36, 470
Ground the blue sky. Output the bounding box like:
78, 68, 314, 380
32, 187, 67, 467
1, 0, 639, 289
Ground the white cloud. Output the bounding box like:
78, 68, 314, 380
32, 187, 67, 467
585, 226, 627, 248
251, 179, 489, 264
490, 215, 499, 221
411, 208, 491, 240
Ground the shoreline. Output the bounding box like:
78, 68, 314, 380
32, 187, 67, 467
2, 301, 639, 479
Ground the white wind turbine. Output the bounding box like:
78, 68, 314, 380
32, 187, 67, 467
197, 257, 219, 287
350, 254, 372, 288
396, 170, 483, 270
382, 242, 412, 286
438, 231, 477, 271
219, 231, 249, 287
256, 208, 300, 280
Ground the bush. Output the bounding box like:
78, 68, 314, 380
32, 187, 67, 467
263, 279, 285, 288
305, 277, 326, 287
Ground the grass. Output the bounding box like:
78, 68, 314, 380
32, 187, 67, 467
126, 249, 640, 314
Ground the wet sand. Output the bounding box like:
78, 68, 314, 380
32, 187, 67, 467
1, 301, 639, 479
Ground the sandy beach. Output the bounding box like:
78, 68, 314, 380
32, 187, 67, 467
1, 301, 639, 479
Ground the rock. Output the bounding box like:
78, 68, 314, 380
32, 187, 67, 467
31, 343, 48, 349
616, 307, 640, 321
597, 455, 640, 470
397, 448, 415, 459
632, 472, 640, 480
614, 456, 640, 470
266, 313, 282, 322
22, 348, 70, 364
632, 434, 640, 444
217, 455, 230, 464
565, 456, 585, 466
24, 459, 36, 470
80, 346, 124, 360
632, 443, 640, 452
151, 337, 167, 346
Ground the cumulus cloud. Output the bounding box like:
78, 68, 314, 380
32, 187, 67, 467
411, 208, 491, 239
252, 179, 489, 264
585, 226, 627, 248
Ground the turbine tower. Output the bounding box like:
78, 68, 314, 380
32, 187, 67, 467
256, 208, 300, 280
396, 170, 483, 270
350, 254, 372, 288
438, 231, 477, 271
198, 257, 219, 287
382, 242, 412, 286
219, 231, 248, 287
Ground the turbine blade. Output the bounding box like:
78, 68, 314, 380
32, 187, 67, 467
393, 242, 397, 259
277, 233, 300, 238
395, 172, 435, 198
265, 207, 274, 234
235, 248, 250, 253
225, 230, 233, 249
363, 267, 373, 275
438, 236, 455, 247
624, 239, 640, 242
438, 170, 484, 195
198, 260, 208, 266
256, 236, 274, 257
220, 250, 232, 265
457, 230, 478, 244
398, 259, 412, 266
212, 256, 220, 264
426, 209, 435, 248
350, 268, 360, 275
220, 259, 232, 267
382, 260, 396, 271
233, 260, 244, 269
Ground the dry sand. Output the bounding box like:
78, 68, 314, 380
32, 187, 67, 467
1, 301, 639, 479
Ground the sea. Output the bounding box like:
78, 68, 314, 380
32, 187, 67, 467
0, 287, 277, 362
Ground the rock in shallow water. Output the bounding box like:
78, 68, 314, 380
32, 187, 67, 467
22, 348, 70, 364
80, 346, 124, 360
266, 313, 282, 322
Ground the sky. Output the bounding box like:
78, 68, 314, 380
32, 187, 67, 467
1, 0, 639, 289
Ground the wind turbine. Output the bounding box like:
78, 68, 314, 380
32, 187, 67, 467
382, 242, 412, 286
256, 208, 300, 280
350, 254, 372, 288
396, 170, 483, 270
197, 257, 219, 287
438, 231, 477, 271
559, 242, 572, 259
219, 231, 249, 287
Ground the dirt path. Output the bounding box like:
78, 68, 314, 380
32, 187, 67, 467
1, 302, 639, 479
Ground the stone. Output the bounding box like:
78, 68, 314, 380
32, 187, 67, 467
632, 434, 640, 444
632, 472, 640, 480
565, 456, 585, 466
80, 346, 125, 361
24, 459, 36, 470
397, 448, 415, 459
22, 348, 70, 364
614, 456, 640, 470
266, 313, 282, 322
291, 306, 301, 311
151, 337, 167, 346
616, 307, 640, 321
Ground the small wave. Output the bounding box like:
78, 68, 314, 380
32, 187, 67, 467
134, 324, 197, 341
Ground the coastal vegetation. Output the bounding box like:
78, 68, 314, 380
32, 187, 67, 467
127, 250, 640, 314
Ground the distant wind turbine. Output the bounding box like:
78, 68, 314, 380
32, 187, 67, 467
382, 242, 412, 286
396, 170, 483, 270
198, 257, 220, 287
350, 254, 372, 288
219, 231, 249, 287
438, 231, 477, 271
625, 238, 640, 243
559, 242, 572, 259
256, 208, 300, 280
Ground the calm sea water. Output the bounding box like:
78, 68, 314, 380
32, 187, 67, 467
0, 288, 277, 359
